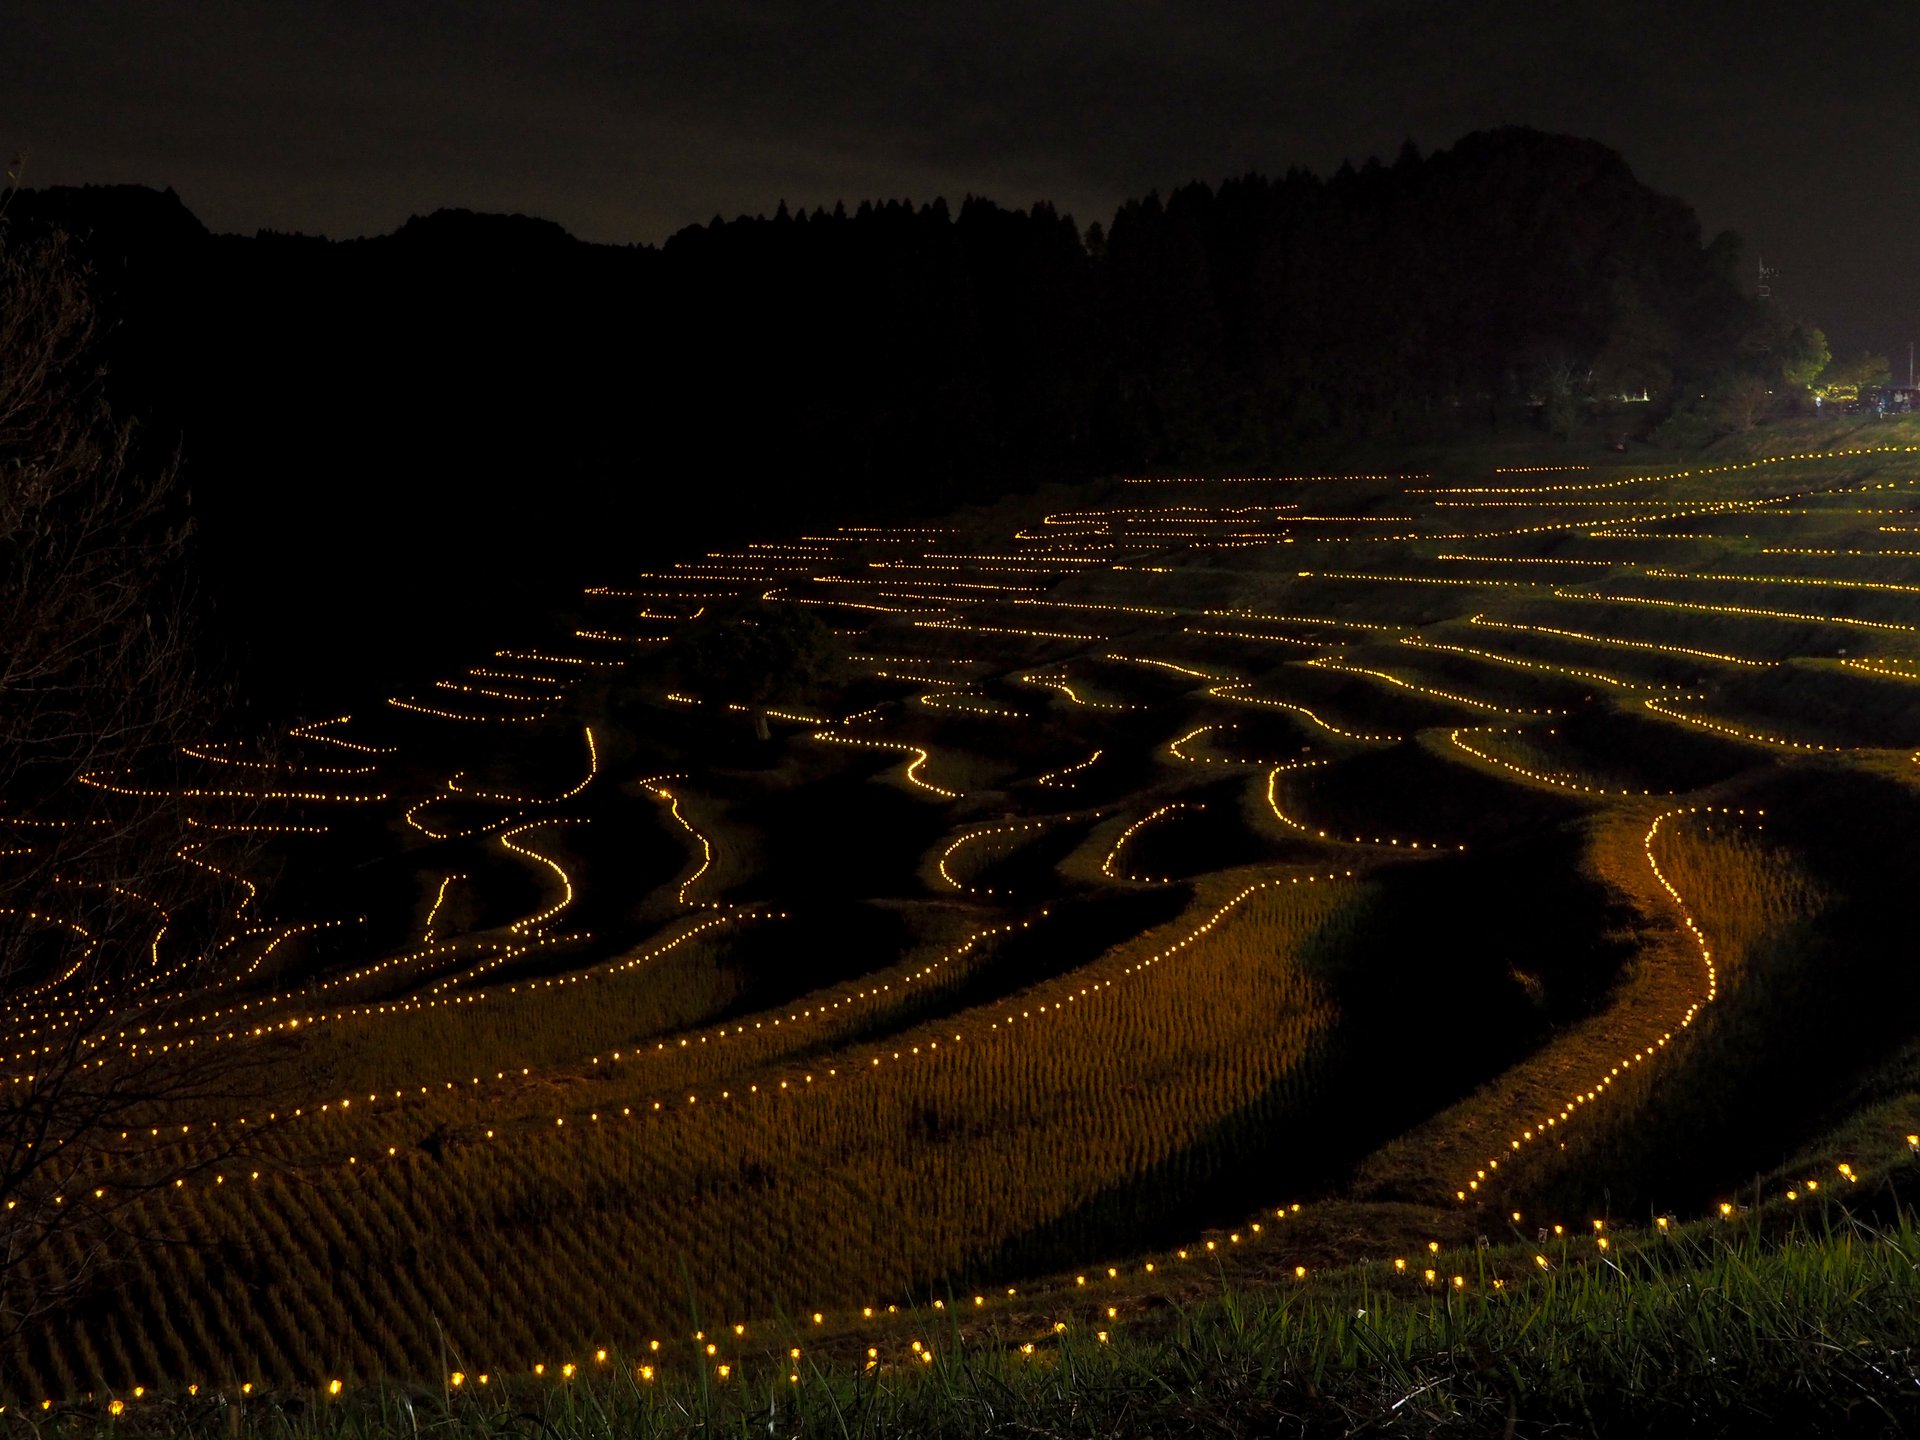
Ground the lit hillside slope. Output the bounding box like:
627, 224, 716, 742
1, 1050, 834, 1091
7, 422, 1920, 1398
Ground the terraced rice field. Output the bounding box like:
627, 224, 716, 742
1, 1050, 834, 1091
8, 440, 1920, 1401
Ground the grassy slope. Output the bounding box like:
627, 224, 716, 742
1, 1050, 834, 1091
57, 1194, 1920, 1438
12, 413, 1920, 1429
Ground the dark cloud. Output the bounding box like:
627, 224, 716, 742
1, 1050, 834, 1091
4, 1, 1915, 359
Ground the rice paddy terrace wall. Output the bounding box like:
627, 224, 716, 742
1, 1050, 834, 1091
7, 437, 1920, 1402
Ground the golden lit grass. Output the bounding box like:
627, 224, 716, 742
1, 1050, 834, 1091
287, 917, 756, 1095
1349, 806, 1820, 1208
1435, 724, 1657, 799
1507, 764, 1920, 1217
258, 895, 1028, 1146
9, 873, 1355, 1391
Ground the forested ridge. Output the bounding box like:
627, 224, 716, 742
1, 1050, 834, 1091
5, 127, 1775, 707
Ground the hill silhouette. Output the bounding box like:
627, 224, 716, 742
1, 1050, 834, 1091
2, 128, 1769, 712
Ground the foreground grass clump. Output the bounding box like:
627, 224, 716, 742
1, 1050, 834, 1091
54, 1211, 1920, 1439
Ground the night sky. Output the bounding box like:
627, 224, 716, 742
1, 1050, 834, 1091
6, 2, 1916, 365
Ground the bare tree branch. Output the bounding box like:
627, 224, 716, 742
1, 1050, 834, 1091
0, 221, 274, 1335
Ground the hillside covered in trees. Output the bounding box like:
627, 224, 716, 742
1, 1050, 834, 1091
5, 128, 1795, 708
